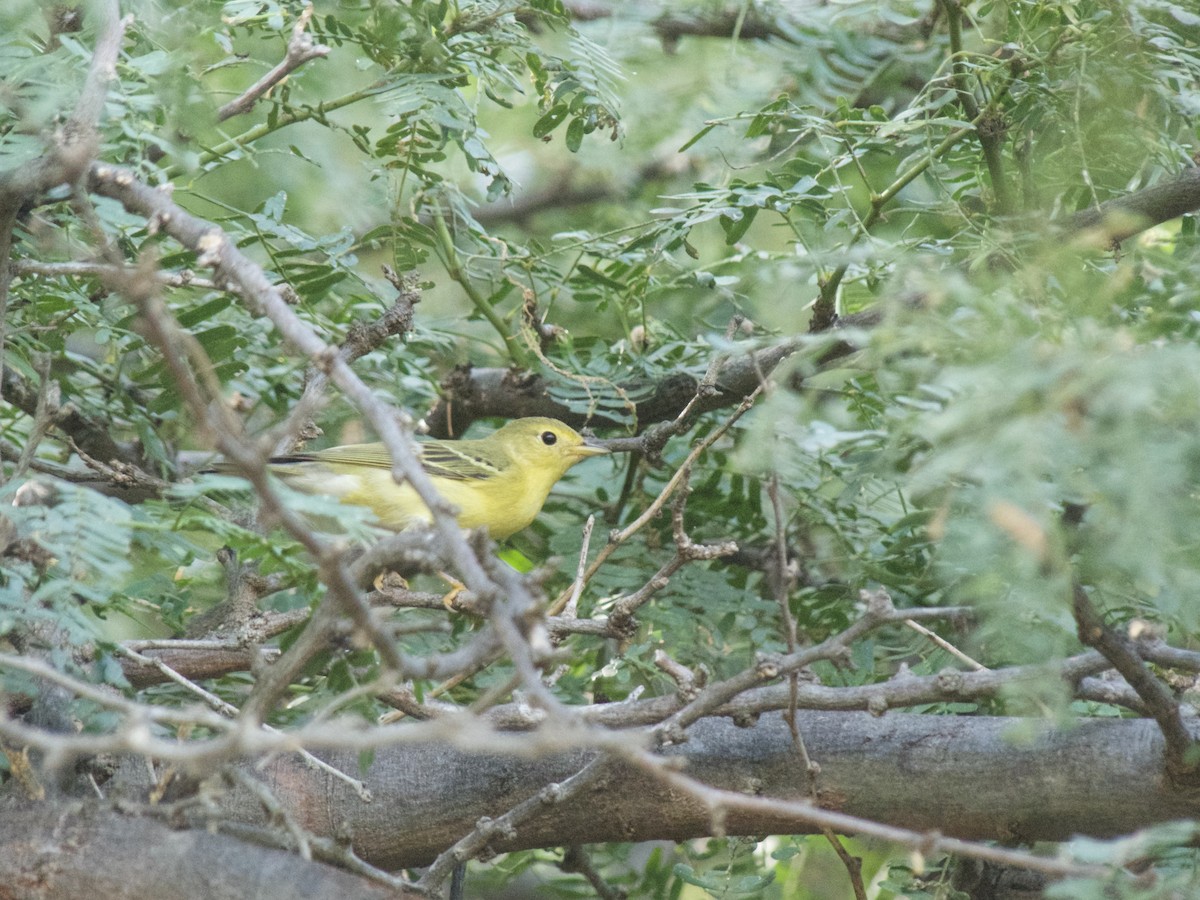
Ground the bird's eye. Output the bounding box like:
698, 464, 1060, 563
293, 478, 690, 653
540, 431, 558, 446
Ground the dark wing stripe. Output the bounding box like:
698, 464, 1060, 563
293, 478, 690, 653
271, 449, 394, 469
420, 444, 499, 481
270, 441, 502, 480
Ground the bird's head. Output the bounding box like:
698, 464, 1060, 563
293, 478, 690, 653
493, 417, 609, 477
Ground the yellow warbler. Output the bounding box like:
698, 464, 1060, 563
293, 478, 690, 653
263, 417, 608, 539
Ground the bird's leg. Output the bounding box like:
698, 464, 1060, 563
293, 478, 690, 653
438, 571, 467, 611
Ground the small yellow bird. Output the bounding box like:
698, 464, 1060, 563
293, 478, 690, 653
263, 417, 608, 539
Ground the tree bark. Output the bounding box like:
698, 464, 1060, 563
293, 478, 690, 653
1069, 166, 1200, 244
206, 712, 1194, 869
0, 802, 409, 900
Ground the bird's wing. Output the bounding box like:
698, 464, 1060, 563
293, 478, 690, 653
273, 443, 393, 469
276, 441, 502, 483
417, 441, 502, 482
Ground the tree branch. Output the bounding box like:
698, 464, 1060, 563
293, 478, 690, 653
212, 712, 1197, 868
0, 804, 410, 900
424, 338, 805, 436
1071, 583, 1200, 782
424, 163, 1200, 435
1, 362, 139, 467
84, 161, 566, 719
0, 0, 125, 212
1067, 165, 1200, 245
216, 4, 330, 122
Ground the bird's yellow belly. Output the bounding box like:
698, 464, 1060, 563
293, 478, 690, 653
297, 467, 545, 539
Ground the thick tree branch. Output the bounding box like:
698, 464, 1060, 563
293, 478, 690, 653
0, 804, 409, 900
209, 712, 1196, 868
1067, 166, 1200, 245
425, 338, 805, 436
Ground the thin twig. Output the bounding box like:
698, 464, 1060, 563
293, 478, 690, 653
217, 5, 330, 121
562, 515, 596, 619
561, 845, 626, 900
226, 768, 314, 861
12, 259, 222, 291
766, 476, 812, 773
118, 646, 375, 801
11, 355, 56, 481
822, 827, 867, 900
549, 386, 763, 616
906, 618, 987, 671
416, 757, 610, 893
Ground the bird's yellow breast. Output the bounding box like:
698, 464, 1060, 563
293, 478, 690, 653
332, 463, 562, 539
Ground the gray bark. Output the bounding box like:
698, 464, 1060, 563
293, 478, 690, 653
219, 711, 1193, 869
0, 802, 410, 900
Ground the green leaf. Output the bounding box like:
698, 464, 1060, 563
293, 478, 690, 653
533, 102, 570, 138
719, 207, 758, 244
565, 115, 585, 152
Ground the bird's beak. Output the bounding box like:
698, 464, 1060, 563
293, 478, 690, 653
573, 437, 610, 458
